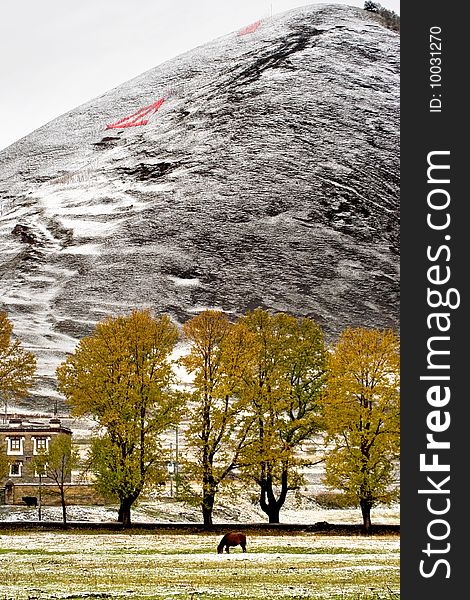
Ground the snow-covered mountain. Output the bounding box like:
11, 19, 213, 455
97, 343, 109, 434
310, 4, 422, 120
0, 4, 399, 412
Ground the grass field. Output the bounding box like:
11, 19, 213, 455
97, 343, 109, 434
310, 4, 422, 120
0, 530, 399, 599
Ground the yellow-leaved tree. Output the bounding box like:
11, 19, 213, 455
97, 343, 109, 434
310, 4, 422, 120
0, 452, 8, 481
1, 311, 36, 486
0, 311, 36, 407
180, 310, 255, 526
320, 327, 400, 532
56, 310, 181, 526
237, 308, 327, 523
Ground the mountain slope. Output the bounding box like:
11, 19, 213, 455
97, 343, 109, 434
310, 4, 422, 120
0, 4, 399, 410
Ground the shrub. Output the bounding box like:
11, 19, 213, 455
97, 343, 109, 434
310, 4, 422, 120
364, 1, 380, 11
364, 2, 400, 32
314, 491, 357, 509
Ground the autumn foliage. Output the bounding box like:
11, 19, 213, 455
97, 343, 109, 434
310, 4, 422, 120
56, 310, 181, 526
0, 306, 400, 529
0, 311, 36, 401
320, 327, 400, 531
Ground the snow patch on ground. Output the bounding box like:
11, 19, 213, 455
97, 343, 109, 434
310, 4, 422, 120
0, 496, 399, 527
168, 276, 201, 287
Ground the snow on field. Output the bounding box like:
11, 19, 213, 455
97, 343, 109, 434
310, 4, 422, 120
0, 497, 399, 527
0, 531, 400, 555
0, 462, 400, 600
0, 530, 399, 600
0, 523, 400, 564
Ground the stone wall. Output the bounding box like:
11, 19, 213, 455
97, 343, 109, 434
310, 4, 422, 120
3, 483, 107, 506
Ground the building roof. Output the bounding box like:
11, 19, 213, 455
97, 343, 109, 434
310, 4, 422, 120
0, 417, 72, 435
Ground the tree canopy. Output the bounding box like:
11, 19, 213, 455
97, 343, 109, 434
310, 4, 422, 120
56, 309, 181, 525
236, 309, 327, 523
0, 311, 36, 402
180, 310, 255, 526
320, 327, 400, 531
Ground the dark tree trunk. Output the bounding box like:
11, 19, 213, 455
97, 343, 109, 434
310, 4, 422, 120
200, 390, 216, 528
60, 486, 67, 527
259, 466, 289, 524
118, 497, 134, 527
202, 491, 215, 527
264, 502, 281, 524
360, 498, 373, 534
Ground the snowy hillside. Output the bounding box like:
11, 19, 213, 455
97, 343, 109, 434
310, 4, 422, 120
0, 4, 399, 411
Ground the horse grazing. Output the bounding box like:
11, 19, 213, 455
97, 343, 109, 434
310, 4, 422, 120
217, 532, 247, 554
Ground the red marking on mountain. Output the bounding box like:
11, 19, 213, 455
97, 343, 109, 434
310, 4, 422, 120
105, 99, 165, 129
238, 20, 261, 36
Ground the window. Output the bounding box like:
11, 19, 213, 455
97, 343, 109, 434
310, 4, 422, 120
9, 461, 23, 477
32, 436, 50, 455
10, 438, 21, 451
6, 436, 24, 455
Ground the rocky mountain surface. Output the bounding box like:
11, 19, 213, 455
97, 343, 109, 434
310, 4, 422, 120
0, 4, 399, 411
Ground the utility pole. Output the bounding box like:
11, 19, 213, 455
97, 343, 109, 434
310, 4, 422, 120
38, 472, 42, 522
169, 442, 173, 498
175, 425, 179, 498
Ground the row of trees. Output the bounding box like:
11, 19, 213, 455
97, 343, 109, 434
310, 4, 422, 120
364, 1, 400, 32
1, 309, 399, 531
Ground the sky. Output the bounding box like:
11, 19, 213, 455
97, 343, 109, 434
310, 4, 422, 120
0, 1, 400, 151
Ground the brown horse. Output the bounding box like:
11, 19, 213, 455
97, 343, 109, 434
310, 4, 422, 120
217, 532, 247, 554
